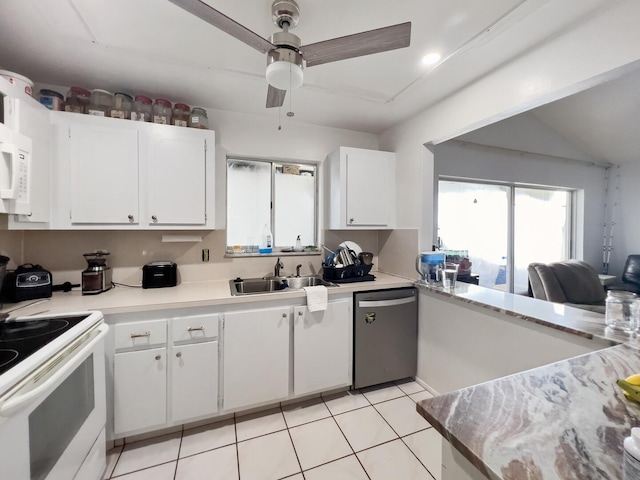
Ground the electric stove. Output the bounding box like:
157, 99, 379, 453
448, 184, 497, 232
0, 314, 92, 376
0, 310, 107, 480
0, 311, 104, 398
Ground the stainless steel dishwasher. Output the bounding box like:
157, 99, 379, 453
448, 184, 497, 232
353, 287, 418, 389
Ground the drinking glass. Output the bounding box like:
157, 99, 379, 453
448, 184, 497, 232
442, 262, 459, 289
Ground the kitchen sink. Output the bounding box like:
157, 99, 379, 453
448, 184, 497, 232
229, 275, 336, 296
285, 275, 330, 289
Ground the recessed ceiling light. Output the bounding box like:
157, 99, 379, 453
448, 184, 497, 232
422, 53, 441, 65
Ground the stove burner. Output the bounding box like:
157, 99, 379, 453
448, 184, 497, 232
0, 349, 19, 369
0, 319, 70, 341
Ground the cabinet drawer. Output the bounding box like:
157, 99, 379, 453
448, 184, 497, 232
172, 313, 219, 343
114, 319, 167, 350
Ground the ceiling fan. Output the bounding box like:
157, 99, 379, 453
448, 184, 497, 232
168, 0, 411, 108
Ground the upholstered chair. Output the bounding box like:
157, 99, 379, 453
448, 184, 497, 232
527, 260, 606, 313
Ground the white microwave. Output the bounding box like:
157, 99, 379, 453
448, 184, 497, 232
0, 121, 32, 215
0, 74, 47, 220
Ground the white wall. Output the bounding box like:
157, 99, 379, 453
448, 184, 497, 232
455, 113, 597, 164
610, 162, 640, 277
433, 140, 607, 270
380, 0, 640, 257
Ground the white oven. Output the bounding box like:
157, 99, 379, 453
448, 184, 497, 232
0, 311, 108, 480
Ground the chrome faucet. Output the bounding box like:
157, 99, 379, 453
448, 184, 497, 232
274, 257, 284, 277
296, 264, 302, 277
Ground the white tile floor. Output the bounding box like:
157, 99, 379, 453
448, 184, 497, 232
103, 379, 442, 480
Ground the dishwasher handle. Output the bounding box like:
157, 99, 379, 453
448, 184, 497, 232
357, 296, 416, 308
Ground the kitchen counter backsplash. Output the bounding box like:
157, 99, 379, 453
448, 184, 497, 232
0, 229, 384, 285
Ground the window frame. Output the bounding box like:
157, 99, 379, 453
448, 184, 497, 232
436, 176, 575, 293
225, 155, 319, 252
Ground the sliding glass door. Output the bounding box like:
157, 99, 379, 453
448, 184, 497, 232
438, 180, 572, 293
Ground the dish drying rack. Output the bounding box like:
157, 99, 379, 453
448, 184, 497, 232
321, 246, 374, 282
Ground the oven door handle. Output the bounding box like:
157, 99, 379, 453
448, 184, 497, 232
0, 323, 108, 418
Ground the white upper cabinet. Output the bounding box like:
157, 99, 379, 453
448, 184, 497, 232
69, 121, 139, 224
326, 146, 396, 229
48, 112, 215, 230
144, 125, 208, 226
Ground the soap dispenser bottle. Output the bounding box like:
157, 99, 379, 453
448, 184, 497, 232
295, 235, 302, 252
259, 224, 273, 254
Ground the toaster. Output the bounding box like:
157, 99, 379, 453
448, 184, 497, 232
142, 262, 178, 289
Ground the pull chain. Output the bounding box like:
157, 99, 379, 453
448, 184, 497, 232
287, 62, 294, 118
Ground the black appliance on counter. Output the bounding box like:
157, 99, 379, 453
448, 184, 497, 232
1, 264, 52, 303
142, 261, 178, 289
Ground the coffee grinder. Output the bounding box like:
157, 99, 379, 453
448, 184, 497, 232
82, 250, 113, 295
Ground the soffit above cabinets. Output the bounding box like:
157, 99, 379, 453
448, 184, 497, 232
0, 0, 613, 133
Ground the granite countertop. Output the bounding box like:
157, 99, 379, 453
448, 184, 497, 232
416, 282, 640, 480
417, 282, 632, 344
0, 272, 414, 317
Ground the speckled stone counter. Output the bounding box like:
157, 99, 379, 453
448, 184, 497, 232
417, 282, 634, 344
415, 282, 640, 480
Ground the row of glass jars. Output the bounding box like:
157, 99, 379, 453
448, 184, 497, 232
48, 86, 208, 129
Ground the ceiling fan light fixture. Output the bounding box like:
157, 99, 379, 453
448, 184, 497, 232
266, 61, 303, 90
266, 48, 303, 90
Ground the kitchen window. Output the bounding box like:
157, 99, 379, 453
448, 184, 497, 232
226, 157, 317, 252
437, 179, 573, 293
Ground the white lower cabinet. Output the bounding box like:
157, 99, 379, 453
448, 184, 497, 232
223, 307, 290, 411
170, 313, 220, 423
112, 314, 219, 436
293, 299, 351, 396
171, 341, 219, 423
109, 297, 354, 439
114, 347, 167, 434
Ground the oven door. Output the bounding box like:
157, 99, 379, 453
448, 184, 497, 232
0, 323, 108, 480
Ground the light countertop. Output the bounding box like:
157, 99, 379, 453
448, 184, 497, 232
0, 272, 414, 317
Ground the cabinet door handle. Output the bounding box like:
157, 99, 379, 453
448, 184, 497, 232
155, 355, 161, 360
151, 215, 158, 223
349, 218, 354, 224
298, 311, 304, 316
130, 331, 151, 338
187, 325, 204, 332
282, 313, 287, 318
176, 352, 182, 358
128, 214, 134, 222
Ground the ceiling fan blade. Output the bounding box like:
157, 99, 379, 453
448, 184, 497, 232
300, 22, 411, 67
168, 0, 274, 54
266, 85, 286, 108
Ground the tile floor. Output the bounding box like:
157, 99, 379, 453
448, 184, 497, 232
103, 379, 442, 480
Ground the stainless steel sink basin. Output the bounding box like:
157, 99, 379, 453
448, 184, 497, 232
229, 278, 286, 295
229, 275, 336, 296
285, 275, 329, 289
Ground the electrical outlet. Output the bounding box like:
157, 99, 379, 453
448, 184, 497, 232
202, 248, 210, 262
